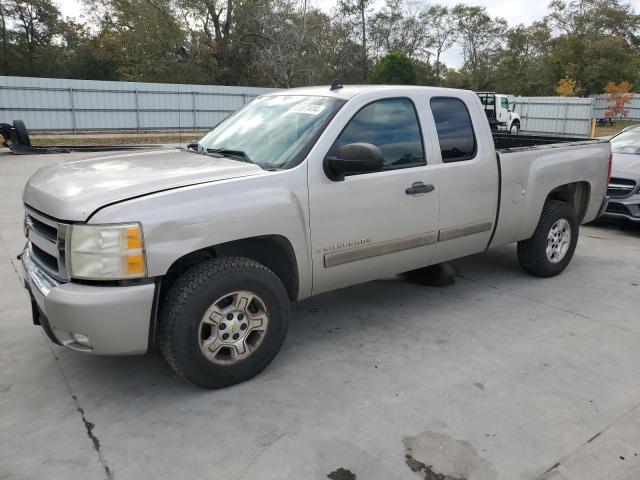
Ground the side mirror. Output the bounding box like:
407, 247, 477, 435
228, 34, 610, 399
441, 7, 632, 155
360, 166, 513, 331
323, 142, 384, 181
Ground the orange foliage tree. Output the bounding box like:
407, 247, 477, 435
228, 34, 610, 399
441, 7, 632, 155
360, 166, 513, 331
555, 75, 578, 96
603, 81, 634, 118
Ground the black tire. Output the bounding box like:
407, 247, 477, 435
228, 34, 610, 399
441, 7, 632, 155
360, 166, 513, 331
517, 200, 578, 277
158, 256, 289, 389
13, 120, 31, 147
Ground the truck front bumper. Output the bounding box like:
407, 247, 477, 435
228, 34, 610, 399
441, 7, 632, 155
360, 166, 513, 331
20, 249, 155, 355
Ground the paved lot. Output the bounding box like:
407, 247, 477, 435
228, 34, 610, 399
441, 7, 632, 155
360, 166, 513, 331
1, 149, 640, 480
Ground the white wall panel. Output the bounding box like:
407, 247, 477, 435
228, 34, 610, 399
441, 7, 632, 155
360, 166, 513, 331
0, 75, 275, 133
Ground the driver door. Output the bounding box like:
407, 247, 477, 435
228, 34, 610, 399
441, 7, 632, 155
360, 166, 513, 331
307, 94, 440, 295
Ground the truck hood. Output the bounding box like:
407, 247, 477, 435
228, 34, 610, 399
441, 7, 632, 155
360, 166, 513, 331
23, 149, 266, 221
611, 153, 640, 180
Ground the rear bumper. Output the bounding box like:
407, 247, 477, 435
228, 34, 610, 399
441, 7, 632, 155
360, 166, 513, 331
20, 249, 155, 355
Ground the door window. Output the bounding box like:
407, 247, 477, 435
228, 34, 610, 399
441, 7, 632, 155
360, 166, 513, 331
501, 97, 509, 110
430, 97, 477, 163
332, 98, 425, 170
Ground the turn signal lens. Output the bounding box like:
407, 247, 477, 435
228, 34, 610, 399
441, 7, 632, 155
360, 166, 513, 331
127, 227, 143, 249
127, 254, 145, 276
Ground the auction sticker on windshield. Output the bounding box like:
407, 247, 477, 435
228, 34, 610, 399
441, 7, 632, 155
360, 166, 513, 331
289, 104, 327, 115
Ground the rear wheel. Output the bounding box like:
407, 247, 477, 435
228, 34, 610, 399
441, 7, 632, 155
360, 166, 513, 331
159, 257, 289, 388
517, 200, 578, 277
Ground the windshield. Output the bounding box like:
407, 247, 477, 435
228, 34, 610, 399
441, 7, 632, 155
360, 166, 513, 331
198, 95, 345, 169
611, 128, 640, 155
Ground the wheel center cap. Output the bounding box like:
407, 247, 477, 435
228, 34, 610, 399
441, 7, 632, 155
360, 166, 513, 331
218, 311, 248, 343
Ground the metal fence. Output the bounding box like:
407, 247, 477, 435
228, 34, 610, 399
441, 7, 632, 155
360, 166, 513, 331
0, 76, 277, 133
512, 96, 595, 137
2, 76, 620, 137
592, 93, 640, 120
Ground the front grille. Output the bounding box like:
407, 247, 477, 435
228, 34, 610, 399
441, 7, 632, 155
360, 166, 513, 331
27, 214, 57, 241
31, 243, 59, 271
607, 178, 637, 198
24, 206, 69, 280
606, 202, 631, 215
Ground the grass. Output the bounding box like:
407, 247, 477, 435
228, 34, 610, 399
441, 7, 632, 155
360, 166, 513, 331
29, 131, 205, 147
594, 119, 639, 138
22, 120, 640, 147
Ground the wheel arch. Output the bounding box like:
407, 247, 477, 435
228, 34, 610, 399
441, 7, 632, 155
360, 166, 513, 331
159, 235, 300, 304
545, 181, 591, 223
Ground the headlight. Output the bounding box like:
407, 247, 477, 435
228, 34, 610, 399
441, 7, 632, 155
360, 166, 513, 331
69, 223, 146, 280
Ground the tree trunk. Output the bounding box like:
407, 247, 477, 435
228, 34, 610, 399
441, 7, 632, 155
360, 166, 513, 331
360, 3, 366, 80
0, 7, 7, 74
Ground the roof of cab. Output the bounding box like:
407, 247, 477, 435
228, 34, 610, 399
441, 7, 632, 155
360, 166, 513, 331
262, 85, 474, 100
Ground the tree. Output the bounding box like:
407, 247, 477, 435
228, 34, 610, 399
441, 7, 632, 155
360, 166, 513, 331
452, 5, 506, 90
5, 0, 64, 75
368, 52, 417, 85
544, 0, 640, 94
87, 0, 190, 82
422, 4, 455, 86
251, 2, 318, 87
0, 0, 9, 74
493, 21, 555, 95
555, 75, 578, 96
368, 0, 431, 62
604, 81, 634, 118
338, 0, 374, 80
547, 0, 640, 43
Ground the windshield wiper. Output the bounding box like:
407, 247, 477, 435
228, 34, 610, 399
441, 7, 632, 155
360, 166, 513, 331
206, 148, 254, 164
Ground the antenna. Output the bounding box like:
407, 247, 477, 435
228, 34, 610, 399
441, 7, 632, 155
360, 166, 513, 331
330, 79, 343, 91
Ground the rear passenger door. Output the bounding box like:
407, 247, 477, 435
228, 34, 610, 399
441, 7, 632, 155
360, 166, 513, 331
426, 95, 499, 263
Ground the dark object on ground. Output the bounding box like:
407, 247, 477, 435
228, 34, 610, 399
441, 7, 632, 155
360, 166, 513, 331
1, 120, 160, 155
0, 123, 11, 148
598, 117, 615, 127
404, 263, 456, 287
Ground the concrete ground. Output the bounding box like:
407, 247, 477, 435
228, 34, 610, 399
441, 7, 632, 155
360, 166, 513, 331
1, 148, 640, 480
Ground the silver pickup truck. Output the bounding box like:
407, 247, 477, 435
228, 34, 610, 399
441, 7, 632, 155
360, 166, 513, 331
20, 85, 611, 388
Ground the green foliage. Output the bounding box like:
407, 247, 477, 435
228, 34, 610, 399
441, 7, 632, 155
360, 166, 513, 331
368, 52, 417, 85
0, 0, 638, 98
452, 5, 507, 91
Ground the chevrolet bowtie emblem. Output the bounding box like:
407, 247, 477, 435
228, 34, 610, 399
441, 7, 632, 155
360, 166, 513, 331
231, 323, 238, 334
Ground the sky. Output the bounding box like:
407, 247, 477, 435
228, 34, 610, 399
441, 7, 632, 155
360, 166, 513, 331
55, 0, 640, 68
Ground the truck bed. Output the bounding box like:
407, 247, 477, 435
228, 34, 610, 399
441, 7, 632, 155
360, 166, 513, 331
489, 133, 610, 251
493, 133, 602, 151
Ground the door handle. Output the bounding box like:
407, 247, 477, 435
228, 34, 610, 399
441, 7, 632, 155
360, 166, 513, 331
406, 182, 435, 195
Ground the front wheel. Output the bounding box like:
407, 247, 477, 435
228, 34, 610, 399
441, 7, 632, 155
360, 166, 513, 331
158, 257, 290, 388
517, 200, 578, 277
510, 122, 520, 135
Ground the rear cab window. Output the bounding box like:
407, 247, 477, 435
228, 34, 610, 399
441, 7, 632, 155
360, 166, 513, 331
430, 97, 477, 163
